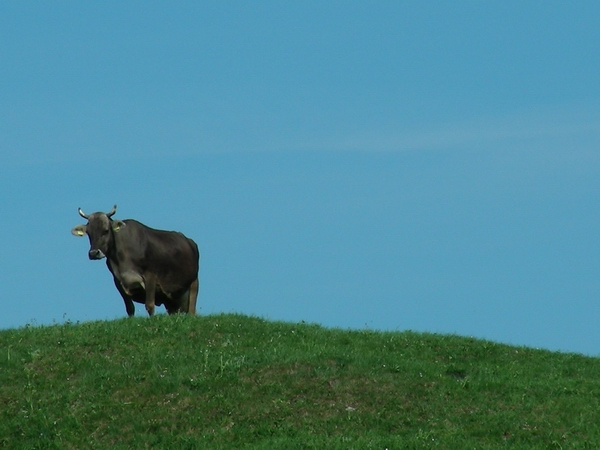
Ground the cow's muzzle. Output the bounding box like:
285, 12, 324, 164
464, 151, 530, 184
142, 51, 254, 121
88, 249, 106, 260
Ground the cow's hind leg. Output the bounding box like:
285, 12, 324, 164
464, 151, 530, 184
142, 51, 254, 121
166, 278, 199, 315
187, 278, 199, 315
165, 303, 182, 315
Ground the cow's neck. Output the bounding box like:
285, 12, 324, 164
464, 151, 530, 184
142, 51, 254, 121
105, 226, 120, 265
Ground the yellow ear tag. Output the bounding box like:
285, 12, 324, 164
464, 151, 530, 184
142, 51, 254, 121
71, 225, 87, 237
112, 221, 127, 232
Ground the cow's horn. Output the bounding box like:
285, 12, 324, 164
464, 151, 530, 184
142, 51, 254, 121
106, 205, 117, 218
78, 207, 89, 219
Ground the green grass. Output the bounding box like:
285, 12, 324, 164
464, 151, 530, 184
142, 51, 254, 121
1, 313, 600, 448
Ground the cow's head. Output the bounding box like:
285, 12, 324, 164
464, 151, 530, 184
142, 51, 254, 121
71, 205, 126, 260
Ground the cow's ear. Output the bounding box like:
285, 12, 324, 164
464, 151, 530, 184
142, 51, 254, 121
112, 220, 126, 232
71, 224, 87, 237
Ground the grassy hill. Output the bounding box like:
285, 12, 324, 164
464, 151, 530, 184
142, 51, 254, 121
1, 314, 600, 449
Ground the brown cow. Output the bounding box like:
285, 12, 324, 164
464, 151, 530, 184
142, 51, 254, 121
72, 205, 200, 316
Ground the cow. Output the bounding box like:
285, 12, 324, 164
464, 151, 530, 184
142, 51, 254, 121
71, 205, 200, 317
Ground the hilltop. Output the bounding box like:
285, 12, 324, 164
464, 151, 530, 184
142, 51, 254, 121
2, 313, 600, 448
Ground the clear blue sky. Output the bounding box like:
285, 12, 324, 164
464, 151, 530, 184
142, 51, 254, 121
1, 2, 599, 355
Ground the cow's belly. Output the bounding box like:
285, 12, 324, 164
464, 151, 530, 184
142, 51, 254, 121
117, 270, 183, 304
109, 261, 188, 305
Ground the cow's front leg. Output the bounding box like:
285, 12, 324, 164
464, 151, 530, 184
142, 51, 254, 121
124, 297, 135, 317
144, 275, 157, 316
113, 276, 135, 317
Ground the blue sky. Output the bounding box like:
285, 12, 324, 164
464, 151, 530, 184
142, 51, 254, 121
1, 2, 599, 355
